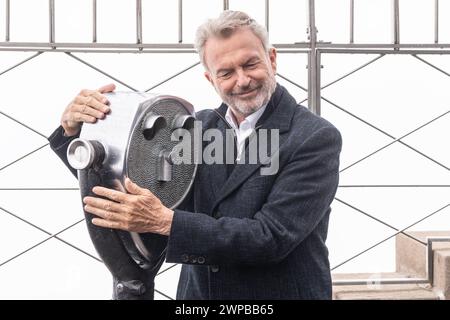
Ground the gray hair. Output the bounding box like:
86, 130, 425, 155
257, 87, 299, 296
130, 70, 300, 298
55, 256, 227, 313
194, 11, 270, 69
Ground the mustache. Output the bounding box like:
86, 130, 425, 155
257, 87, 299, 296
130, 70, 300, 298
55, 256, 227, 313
230, 85, 261, 96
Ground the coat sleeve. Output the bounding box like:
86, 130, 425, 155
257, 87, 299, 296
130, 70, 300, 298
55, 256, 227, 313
48, 125, 80, 178
165, 125, 342, 266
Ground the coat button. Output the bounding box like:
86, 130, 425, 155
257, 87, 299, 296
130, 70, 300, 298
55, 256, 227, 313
181, 254, 189, 263
198, 256, 205, 264
211, 265, 219, 273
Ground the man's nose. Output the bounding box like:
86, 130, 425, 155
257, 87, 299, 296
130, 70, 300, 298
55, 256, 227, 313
236, 70, 251, 88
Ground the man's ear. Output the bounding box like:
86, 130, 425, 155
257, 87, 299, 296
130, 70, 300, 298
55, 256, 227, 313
204, 71, 214, 85
268, 47, 277, 73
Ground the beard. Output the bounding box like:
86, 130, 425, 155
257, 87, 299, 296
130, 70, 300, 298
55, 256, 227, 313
217, 71, 277, 118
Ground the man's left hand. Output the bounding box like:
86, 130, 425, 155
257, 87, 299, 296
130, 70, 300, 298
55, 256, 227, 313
83, 177, 173, 235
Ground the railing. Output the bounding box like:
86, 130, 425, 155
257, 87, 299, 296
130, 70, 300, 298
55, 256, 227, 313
0, 0, 449, 297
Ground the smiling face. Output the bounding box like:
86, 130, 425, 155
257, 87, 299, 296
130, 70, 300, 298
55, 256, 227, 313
203, 27, 277, 121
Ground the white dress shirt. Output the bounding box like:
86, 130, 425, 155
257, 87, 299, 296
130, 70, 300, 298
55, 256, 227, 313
225, 104, 267, 161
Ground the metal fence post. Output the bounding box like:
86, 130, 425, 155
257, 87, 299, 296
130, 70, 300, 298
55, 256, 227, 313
5, 0, 10, 42
307, 0, 320, 115
49, 0, 55, 44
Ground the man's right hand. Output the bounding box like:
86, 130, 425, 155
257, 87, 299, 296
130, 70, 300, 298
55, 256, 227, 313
61, 83, 116, 137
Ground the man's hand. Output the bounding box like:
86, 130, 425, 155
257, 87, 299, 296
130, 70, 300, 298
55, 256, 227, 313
83, 177, 174, 236
61, 83, 116, 136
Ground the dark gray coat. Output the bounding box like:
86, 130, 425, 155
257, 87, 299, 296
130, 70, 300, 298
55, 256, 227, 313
165, 84, 342, 299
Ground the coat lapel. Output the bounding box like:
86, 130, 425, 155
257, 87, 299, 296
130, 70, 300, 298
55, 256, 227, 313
202, 112, 229, 200
210, 84, 297, 214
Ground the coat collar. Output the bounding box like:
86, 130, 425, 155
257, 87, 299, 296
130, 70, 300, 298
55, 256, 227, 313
208, 83, 298, 214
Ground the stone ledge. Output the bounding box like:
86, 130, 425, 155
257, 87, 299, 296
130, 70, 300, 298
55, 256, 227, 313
331, 231, 450, 300
332, 272, 437, 300
396, 231, 450, 278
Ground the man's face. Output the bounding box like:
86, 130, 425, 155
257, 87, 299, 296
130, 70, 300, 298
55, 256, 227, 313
203, 27, 277, 118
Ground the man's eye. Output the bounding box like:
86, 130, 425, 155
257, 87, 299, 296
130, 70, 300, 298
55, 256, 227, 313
245, 63, 258, 69
218, 72, 231, 78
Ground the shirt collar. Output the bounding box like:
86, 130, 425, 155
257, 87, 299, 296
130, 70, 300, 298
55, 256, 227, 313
224, 103, 268, 130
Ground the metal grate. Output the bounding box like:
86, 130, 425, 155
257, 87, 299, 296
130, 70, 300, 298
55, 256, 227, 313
0, 0, 449, 298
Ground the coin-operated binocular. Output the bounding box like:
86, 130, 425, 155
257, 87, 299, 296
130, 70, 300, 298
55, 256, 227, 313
67, 92, 198, 299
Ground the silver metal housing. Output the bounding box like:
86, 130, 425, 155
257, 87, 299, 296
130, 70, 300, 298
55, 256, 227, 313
67, 91, 197, 265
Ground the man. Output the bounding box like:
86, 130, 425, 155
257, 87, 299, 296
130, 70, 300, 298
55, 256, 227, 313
49, 11, 341, 299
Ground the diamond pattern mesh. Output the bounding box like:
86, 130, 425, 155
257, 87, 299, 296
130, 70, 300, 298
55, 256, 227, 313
1, 1, 449, 299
